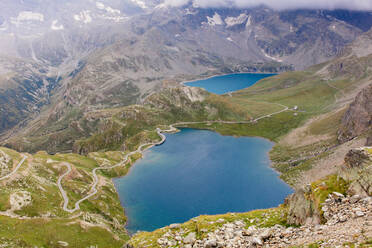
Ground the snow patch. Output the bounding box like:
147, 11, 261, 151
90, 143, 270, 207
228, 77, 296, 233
106, 6, 121, 14
51, 20, 64, 30
16, 11, 44, 22
0, 22, 7, 31
96, 1, 105, 9
225, 13, 248, 27
96, 2, 122, 15
101, 15, 127, 22
11, 11, 44, 25
131, 0, 147, 9
207, 12, 224, 26
261, 49, 283, 62
227, 37, 233, 42
74, 11, 92, 24
185, 8, 197, 15
246, 15, 252, 27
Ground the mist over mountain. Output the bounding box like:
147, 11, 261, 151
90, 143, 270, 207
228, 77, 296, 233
0, 0, 372, 149
165, 0, 372, 11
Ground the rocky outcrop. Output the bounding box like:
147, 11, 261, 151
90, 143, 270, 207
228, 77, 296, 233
366, 134, 372, 146
344, 148, 371, 168
153, 194, 372, 248
286, 188, 320, 226
338, 84, 372, 143
144, 86, 208, 110
343, 147, 372, 198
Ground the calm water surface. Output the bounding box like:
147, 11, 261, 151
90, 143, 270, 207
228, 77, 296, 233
114, 129, 293, 234
185, 73, 276, 94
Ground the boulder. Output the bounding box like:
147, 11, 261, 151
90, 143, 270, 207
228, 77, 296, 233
286, 190, 320, 226
183, 232, 196, 244
204, 238, 217, 248
169, 223, 181, 229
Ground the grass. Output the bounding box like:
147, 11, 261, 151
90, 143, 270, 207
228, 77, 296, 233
0, 148, 130, 246
0, 215, 125, 247
309, 174, 349, 220
366, 148, 372, 154
182, 111, 309, 142
0, 191, 10, 211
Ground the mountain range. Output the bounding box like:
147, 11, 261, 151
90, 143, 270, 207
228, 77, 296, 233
1, 1, 372, 153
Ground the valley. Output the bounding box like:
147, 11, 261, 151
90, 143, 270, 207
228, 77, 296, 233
0, 1, 372, 247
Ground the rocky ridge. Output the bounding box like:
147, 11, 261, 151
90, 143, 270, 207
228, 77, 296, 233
2, 6, 371, 150
150, 194, 371, 248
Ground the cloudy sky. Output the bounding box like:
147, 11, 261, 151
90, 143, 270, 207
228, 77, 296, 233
164, 0, 372, 11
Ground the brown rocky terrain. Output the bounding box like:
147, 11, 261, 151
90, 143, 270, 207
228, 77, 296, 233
150, 194, 372, 248
338, 83, 372, 143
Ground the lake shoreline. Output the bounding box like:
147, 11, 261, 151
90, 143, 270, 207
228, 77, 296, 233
180, 72, 278, 88
114, 128, 293, 234
181, 72, 277, 95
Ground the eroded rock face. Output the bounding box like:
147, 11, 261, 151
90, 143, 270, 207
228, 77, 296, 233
286, 189, 320, 226
338, 84, 372, 143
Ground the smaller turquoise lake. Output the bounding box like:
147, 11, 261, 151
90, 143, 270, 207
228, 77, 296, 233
185, 73, 276, 94
114, 129, 293, 234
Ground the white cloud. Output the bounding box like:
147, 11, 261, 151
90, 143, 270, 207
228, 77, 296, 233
165, 0, 372, 11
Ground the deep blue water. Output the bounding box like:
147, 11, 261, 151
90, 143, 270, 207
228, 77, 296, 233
185, 73, 276, 94
114, 129, 293, 234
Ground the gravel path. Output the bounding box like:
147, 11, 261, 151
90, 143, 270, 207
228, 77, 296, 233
58, 127, 174, 213
0, 155, 27, 181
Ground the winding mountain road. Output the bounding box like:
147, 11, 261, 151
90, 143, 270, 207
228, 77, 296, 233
58, 104, 291, 213
0, 155, 27, 181
58, 127, 174, 213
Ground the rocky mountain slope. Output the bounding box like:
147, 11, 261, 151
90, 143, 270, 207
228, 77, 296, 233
141, 6, 368, 69
0, 57, 57, 135
338, 83, 372, 143
1, 4, 371, 145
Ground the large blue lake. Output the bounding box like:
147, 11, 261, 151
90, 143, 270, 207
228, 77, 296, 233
114, 129, 293, 234
185, 73, 276, 94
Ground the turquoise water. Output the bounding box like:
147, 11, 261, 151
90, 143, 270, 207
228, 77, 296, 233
185, 73, 276, 94
114, 129, 293, 234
